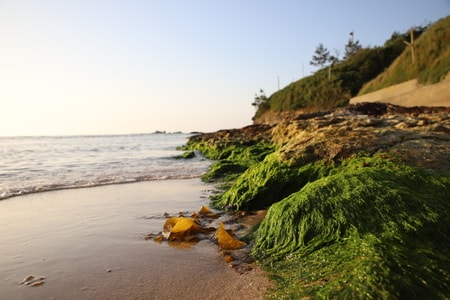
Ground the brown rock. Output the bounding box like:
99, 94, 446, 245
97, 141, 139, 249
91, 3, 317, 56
191, 103, 450, 172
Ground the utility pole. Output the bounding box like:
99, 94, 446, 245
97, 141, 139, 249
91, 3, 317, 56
403, 28, 415, 64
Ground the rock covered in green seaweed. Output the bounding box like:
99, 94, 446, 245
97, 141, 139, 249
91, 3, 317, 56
182, 103, 450, 298
253, 156, 450, 299
215, 153, 332, 210
186, 140, 276, 183
175, 151, 196, 159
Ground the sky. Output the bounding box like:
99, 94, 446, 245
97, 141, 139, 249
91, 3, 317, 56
1, 1, 449, 136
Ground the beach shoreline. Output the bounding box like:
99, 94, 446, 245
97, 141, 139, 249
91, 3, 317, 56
0, 179, 270, 299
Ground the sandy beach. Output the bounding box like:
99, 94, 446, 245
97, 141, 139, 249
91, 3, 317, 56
0, 179, 270, 300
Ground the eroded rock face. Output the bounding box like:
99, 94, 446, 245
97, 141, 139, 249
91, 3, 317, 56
188, 124, 273, 146
272, 103, 450, 172
190, 103, 450, 172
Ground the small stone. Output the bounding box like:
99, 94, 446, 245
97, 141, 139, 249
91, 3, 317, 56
20, 275, 34, 285
224, 255, 234, 263
417, 119, 428, 126
31, 280, 45, 287
153, 235, 164, 242
20, 275, 45, 287
395, 122, 410, 129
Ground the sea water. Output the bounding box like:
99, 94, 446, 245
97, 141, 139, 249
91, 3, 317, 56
0, 133, 224, 299
0, 133, 210, 200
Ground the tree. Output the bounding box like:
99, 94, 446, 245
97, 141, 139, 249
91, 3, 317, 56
310, 43, 330, 69
252, 89, 268, 109
344, 32, 362, 59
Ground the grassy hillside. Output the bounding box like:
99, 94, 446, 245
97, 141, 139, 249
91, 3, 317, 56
254, 39, 407, 119
254, 16, 449, 120
359, 15, 450, 95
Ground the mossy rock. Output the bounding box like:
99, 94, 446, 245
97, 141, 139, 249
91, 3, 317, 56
192, 141, 276, 184
253, 157, 450, 298
215, 154, 332, 210
201, 160, 248, 182
175, 151, 196, 159
226, 142, 276, 165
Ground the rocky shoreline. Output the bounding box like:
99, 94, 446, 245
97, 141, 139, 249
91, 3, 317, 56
190, 103, 449, 172
185, 102, 450, 298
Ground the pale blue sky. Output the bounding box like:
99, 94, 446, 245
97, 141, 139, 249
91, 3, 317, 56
1, 1, 449, 136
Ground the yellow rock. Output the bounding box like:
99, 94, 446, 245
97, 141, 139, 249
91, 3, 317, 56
153, 235, 164, 242
163, 217, 212, 241
198, 206, 219, 218
198, 206, 212, 214
224, 255, 234, 263
217, 222, 246, 250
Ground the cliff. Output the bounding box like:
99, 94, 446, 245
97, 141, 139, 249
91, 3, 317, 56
185, 102, 450, 298
253, 16, 450, 125
183, 17, 450, 299
192, 103, 449, 174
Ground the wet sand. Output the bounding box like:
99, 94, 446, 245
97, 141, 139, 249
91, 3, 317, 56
0, 179, 270, 299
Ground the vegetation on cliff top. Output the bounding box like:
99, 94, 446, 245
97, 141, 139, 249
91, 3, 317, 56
253, 16, 449, 120
359, 15, 450, 94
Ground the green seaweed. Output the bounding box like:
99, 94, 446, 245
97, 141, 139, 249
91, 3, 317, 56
174, 151, 196, 159
183, 131, 450, 298
183, 140, 274, 161
265, 228, 450, 299
186, 140, 276, 183
201, 160, 248, 182
215, 154, 333, 210
253, 157, 450, 298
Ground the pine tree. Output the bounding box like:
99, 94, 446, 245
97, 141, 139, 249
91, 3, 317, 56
310, 43, 330, 69
344, 32, 362, 59
252, 89, 268, 108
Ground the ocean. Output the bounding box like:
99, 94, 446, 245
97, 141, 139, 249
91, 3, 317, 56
0, 133, 211, 200
0, 133, 269, 298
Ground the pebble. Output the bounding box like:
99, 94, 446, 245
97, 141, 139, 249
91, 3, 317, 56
20, 275, 35, 284
31, 280, 45, 287
20, 275, 46, 287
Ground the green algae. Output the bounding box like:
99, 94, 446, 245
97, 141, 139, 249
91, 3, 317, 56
264, 228, 450, 299
215, 154, 333, 210
264, 229, 450, 299
185, 140, 276, 183
183, 132, 450, 298
183, 140, 274, 162
174, 151, 195, 159
201, 160, 248, 182
252, 157, 450, 298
